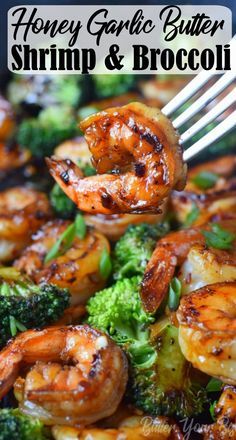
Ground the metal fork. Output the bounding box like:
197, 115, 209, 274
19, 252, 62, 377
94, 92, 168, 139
162, 58, 236, 162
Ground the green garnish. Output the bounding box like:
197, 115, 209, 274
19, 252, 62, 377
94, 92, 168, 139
9, 316, 27, 337
168, 278, 182, 311
1, 283, 11, 296
184, 203, 200, 227
202, 223, 235, 250
99, 248, 112, 280
209, 400, 217, 421
75, 213, 86, 239
206, 377, 222, 392
192, 171, 218, 190
45, 213, 87, 263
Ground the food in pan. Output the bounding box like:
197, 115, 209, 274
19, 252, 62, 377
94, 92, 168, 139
0, 73, 235, 439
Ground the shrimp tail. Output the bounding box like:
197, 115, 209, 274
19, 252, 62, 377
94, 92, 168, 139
141, 247, 177, 313
46, 156, 84, 206
46, 156, 121, 214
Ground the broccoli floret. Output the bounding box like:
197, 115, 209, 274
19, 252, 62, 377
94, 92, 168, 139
50, 183, 76, 219
86, 276, 156, 368
0, 409, 49, 440
17, 106, 79, 157
129, 323, 207, 418
0, 270, 70, 347
113, 223, 169, 280
93, 74, 136, 98
7, 74, 84, 114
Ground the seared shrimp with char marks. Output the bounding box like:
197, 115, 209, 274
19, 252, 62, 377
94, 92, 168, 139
0, 187, 51, 262
177, 282, 236, 384
15, 219, 110, 305
0, 325, 128, 425
141, 220, 236, 313
54, 136, 167, 240
47, 102, 186, 214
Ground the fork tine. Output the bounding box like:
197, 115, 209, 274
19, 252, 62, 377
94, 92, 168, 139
162, 71, 214, 117
180, 88, 236, 144
183, 110, 236, 162
173, 71, 236, 129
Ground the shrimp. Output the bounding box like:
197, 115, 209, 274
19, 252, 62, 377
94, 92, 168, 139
139, 77, 190, 107
84, 210, 167, 241
0, 140, 31, 175
54, 133, 168, 240
141, 220, 236, 313
177, 282, 236, 384
15, 219, 110, 305
171, 155, 236, 226
0, 95, 15, 141
0, 187, 52, 262
52, 416, 183, 440
179, 243, 236, 295
0, 325, 128, 425
200, 385, 236, 439
46, 102, 187, 214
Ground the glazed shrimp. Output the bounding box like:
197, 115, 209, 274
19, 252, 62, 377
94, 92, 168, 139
0, 325, 128, 425
177, 282, 236, 384
141, 220, 236, 313
179, 242, 236, 295
0, 187, 51, 262
54, 134, 167, 239
84, 210, 167, 241
200, 385, 236, 439
52, 416, 183, 440
15, 219, 110, 305
171, 155, 236, 226
47, 102, 186, 214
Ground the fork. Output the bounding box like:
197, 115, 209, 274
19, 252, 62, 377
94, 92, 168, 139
162, 57, 236, 162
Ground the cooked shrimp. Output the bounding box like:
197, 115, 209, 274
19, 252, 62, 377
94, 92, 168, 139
141, 220, 236, 313
54, 134, 167, 239
0, 95, 15, 141
177, 282, 236, 384
0, 141, 31, 174
0, 187, 51, 262
47, 102, 186, 214
171, 156, 236, 226
200, 385, 236, 439
0, 325, 128, 425
15, 219, 110, 305
84, 210, 167, 241
179, 243, 236, 295
54, 137, 92, 166
139, 76, 189, 107
52, 416, 183, 440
